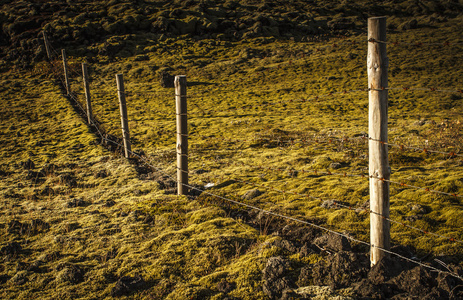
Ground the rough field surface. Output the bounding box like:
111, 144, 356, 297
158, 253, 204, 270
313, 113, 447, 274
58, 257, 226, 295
1, 0, 463, 299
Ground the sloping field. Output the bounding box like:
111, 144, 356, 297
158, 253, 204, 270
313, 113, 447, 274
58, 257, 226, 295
1, 1, 463, 299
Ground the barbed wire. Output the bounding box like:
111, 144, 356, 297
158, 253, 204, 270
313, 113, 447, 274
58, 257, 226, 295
243, 158, 461, 200
370, 175, 462, 199
234, 160, 366, 178
183, 88, 369, 116
230, 176, 463, 244
370, 86, 463, 95
368, 38, 463, 47
327, 200, 463, 245
368, 137, 462, 158
192, 133, 460, 163
192, 133, 368, 148
181, 85, 462, 119
232, 155, 461, 201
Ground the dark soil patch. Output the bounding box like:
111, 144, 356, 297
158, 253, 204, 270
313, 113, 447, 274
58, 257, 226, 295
0, 241, 22, 257
217, 279, 236, 294
263, 256, 294, 299
66, 198, 87, 208
58, 173, 77, 188
111, 275, 146, 297
56, 264, 84, 284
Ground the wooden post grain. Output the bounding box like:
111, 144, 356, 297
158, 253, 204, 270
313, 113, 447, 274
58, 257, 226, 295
368, 16, 390, 266
61, 49, 71, 96
82, 63, 93, 124
42, 31, 52, 61
175, 75, 188, 195
116, 74, 131, 158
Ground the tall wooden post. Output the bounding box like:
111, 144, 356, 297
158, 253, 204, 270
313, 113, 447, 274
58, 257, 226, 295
368, 16, 390, 266
175, 75, 188, 195
61, 49, 71, 96
42, 31, 52, 61
82, 63, 93, 124
116, 74, 131, 158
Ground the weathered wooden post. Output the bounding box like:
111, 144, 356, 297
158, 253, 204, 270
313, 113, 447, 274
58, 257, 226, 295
82, 63, 93, 124
116, 74, 131, 158
175, 75, 188, 195
42, 31, 52, 61
61, 49, 71, 96
368, 16, 390, 266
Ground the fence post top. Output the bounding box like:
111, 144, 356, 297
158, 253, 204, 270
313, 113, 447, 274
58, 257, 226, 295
175, 75, 187, 86
368, 16, 387, 20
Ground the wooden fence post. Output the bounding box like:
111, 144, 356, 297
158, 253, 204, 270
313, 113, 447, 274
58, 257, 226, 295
175, 75, 188, 195
42, 31, 52, 61
368, 16, 390, 266
61, 49, 71, 96
116, 74, 131, 158
82, 63, 93, 124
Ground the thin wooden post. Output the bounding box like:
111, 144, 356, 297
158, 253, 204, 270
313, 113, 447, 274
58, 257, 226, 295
116, 74, 131, 158
82, 63, 93, 124
368, 16, 390, 266
175, 75, 188, 195
61, 49, 71, 96
42, 31, 52, 61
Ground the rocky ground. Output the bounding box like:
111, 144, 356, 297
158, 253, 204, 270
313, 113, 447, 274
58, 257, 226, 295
1, 0, 463, 299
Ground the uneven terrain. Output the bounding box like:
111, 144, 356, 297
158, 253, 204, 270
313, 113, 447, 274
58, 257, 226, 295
1, 0, 463, 299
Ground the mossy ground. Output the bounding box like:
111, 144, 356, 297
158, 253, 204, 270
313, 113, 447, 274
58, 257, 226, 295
1, 9, 463, 300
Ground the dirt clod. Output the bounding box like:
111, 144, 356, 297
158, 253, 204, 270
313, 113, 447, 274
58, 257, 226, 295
159, 70, 174, 88
242, 189, 263, 200
94, 169, 109, 178
58, 173, 77, 187
20, 159, 35, 170
0, 241, 22, 256
299, 251, 369, 289
66, 198, 86, 208
313, 233, 352, 252
263, 256, 294, 299
56, 265, 84, 284
217, 279, 236, 293
111, 275, 145, 297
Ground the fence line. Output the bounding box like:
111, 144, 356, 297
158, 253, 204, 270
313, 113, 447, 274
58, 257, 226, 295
103, 136, 463, 281
43, 42, 463, 206
62, 67, 463, 205
42, 23, 463, 282
85, 127, 463, 281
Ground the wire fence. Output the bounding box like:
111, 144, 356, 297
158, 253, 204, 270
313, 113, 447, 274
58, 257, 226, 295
41, 30, 463, 282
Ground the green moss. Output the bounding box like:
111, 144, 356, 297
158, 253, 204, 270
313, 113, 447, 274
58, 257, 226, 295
1, 4, 463, 298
